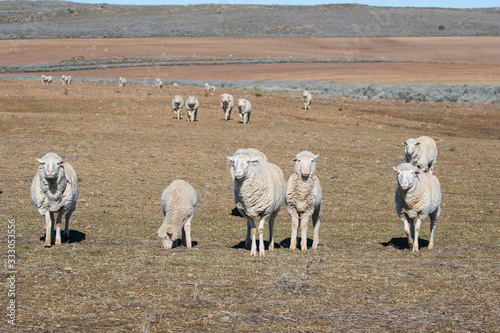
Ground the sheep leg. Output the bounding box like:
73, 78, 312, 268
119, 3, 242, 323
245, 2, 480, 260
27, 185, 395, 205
64, 211, 72, 239
239, 113, 243, 123
268, 211, 278, 251
401, 215, 413, 249
257, 216, 267, 257
312, 208, 321, 250
429, 206, 440, 250
55, 211, 64, 245
44, 211, 55, 247
246, 219, 258, 256
183, 214, 194, 249
245, 219, 252, 250
412, 218, 422, 252
300, 213, 311, 252
290, 212, 300, 251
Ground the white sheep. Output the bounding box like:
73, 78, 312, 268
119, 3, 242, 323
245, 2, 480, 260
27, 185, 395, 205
156, 78, 163, 91
403, 136, 438, 174
237, 99, 252, 124
220, 93, 234, 121
211, 85, 217, 92
157, 179, 197, 249
394, 163, 441, 252
205, 83, 211, 93
119, 77, 126, 88
172, 82, 179, 87
302, 90, 312, 110
61, 75, 72, 85
185, 96, 199, 122
41, 75, 52, 85
30, 152, 78, 247
171, 95, 184, 120
227, 148, 286, 257
286, 151, 322, 251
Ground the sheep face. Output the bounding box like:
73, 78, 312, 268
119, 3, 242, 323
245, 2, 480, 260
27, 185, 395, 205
403, 138, 419, 156
394, 163, 420, 191
37, 154, 64, 180
158, 225, 176, 249
227, 154, 261, 179
292, 152, 319, 178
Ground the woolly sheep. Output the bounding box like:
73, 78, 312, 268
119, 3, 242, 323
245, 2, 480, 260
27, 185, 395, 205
41, 75, 52, 85
211, 85, 216, 92
220, 93, 234, 121
302, 90, 312, 110
156, 78, 163, 91
157, 179, 197, 249
185, 96, 199, 122
237, 99, 252, 124
205, 83, 211, 93
394, 163, 441, 252
403, 136, 438, 174
172, 95, 184, 120
119, 77, 126, 88
30, 152, 78, 247
227, 148, 286, 257
61, 75, 72, 85
286, 151, 322, 251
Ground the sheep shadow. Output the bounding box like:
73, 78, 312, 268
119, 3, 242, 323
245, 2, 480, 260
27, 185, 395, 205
40, 229, 86, 245
232, 240, 281, 251
279, 237, 314, 250
230, 207, 243, 217
159, 240, 199, 250
380, 237, 430, 250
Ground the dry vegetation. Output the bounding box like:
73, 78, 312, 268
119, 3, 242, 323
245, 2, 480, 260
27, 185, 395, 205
0, 78, 499, 332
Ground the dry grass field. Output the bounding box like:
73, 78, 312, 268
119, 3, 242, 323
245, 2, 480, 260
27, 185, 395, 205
0, 72, 499, 331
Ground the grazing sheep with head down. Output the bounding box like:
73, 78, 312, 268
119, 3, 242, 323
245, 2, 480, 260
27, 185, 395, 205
220, 94, 234, 121
302, 90, 312, 110
119, 77, 126, 88
227, 148, 285, 257
237, 99, 252, 124
156, 79, 163, 91
41, 75, 52, 85
157, 179, 197, 249
30, 152, 78, 247
61, 75, 72, 85
185, 96, 199, 122
403, 136, 438, 174
172, 95, 184, 120
394, 163, 441, 252
286, 151, 322, 251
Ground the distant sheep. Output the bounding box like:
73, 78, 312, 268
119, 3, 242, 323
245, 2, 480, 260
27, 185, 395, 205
227, 148, 286, 257
204, 83, 216, 93
185, 96, 199, 122
157, 179, 197, 249
286, 151, 322, 251
237, 99, 252, 124
119, 77, 126, 88
403, 136, 438, 174
394, 163, 441, 252
172, 95, 184, 120
30, 152, 78, 247
61, 75, 72, 85
156, 79, 163, 91
41, 75, 52, 85
302, 90, 312, 109
220, 93, 234, 121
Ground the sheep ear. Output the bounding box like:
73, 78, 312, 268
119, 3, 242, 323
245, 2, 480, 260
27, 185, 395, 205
251, 156, 261, 163
415, 170, 420, 175
226, 156, 234, 162
36, 158, 44, 164
291, 158, 298, 163
415, 142, 421, 146
402, 142, 407, 146
58, 161, 65, 166
393, 166, 398, 172
313, 154, 319, 160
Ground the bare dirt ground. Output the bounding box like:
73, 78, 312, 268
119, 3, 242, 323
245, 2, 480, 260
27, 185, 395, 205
2, 37, 500, 85
0, 71, 499, 331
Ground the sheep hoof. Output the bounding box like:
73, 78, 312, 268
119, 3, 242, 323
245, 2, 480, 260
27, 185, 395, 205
428, 243, 434, 250
290, 246, 296, 251
259, 250, 265, 257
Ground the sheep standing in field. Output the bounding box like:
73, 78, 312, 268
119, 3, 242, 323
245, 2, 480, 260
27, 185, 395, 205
156, 79, 163, 92
30, 152, 78, 247
403, 136, 438, 174
394, 163, 441, 252
205, 83, 211, 93
185, 96, 199, 122
237, 98, 252, 124
227, 148, 286, 257
211, 85, 217, 92
171, 95, 184, 120
302, 90, 312, 110
41, 75, 52, 85
62, 75, 72, 85
220, 93, 234, 121
157, 179, 197, 249
119, 77, 126, 88
286, 151, 322, 251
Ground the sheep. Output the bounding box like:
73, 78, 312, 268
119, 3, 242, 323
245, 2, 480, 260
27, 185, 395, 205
211, 85, 217, 92
227, 148, 286, 257
394, 163, 441, 252
156, 78, 163, 91
237, 99, 252, 124
403, 136, 438, 174
172, 82, 179, 87
61, 75, 72, 85
30, 152, 78, 247
185, 96, 199, 122
157, 179, 197, 249
220, 93, 234, 121
302, 90, 312, 110
205, 83, 211, 93
41, 75, 52, 85
286, 151, 322, 251
119, 77, 126, 88
172, 95, 184, 120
